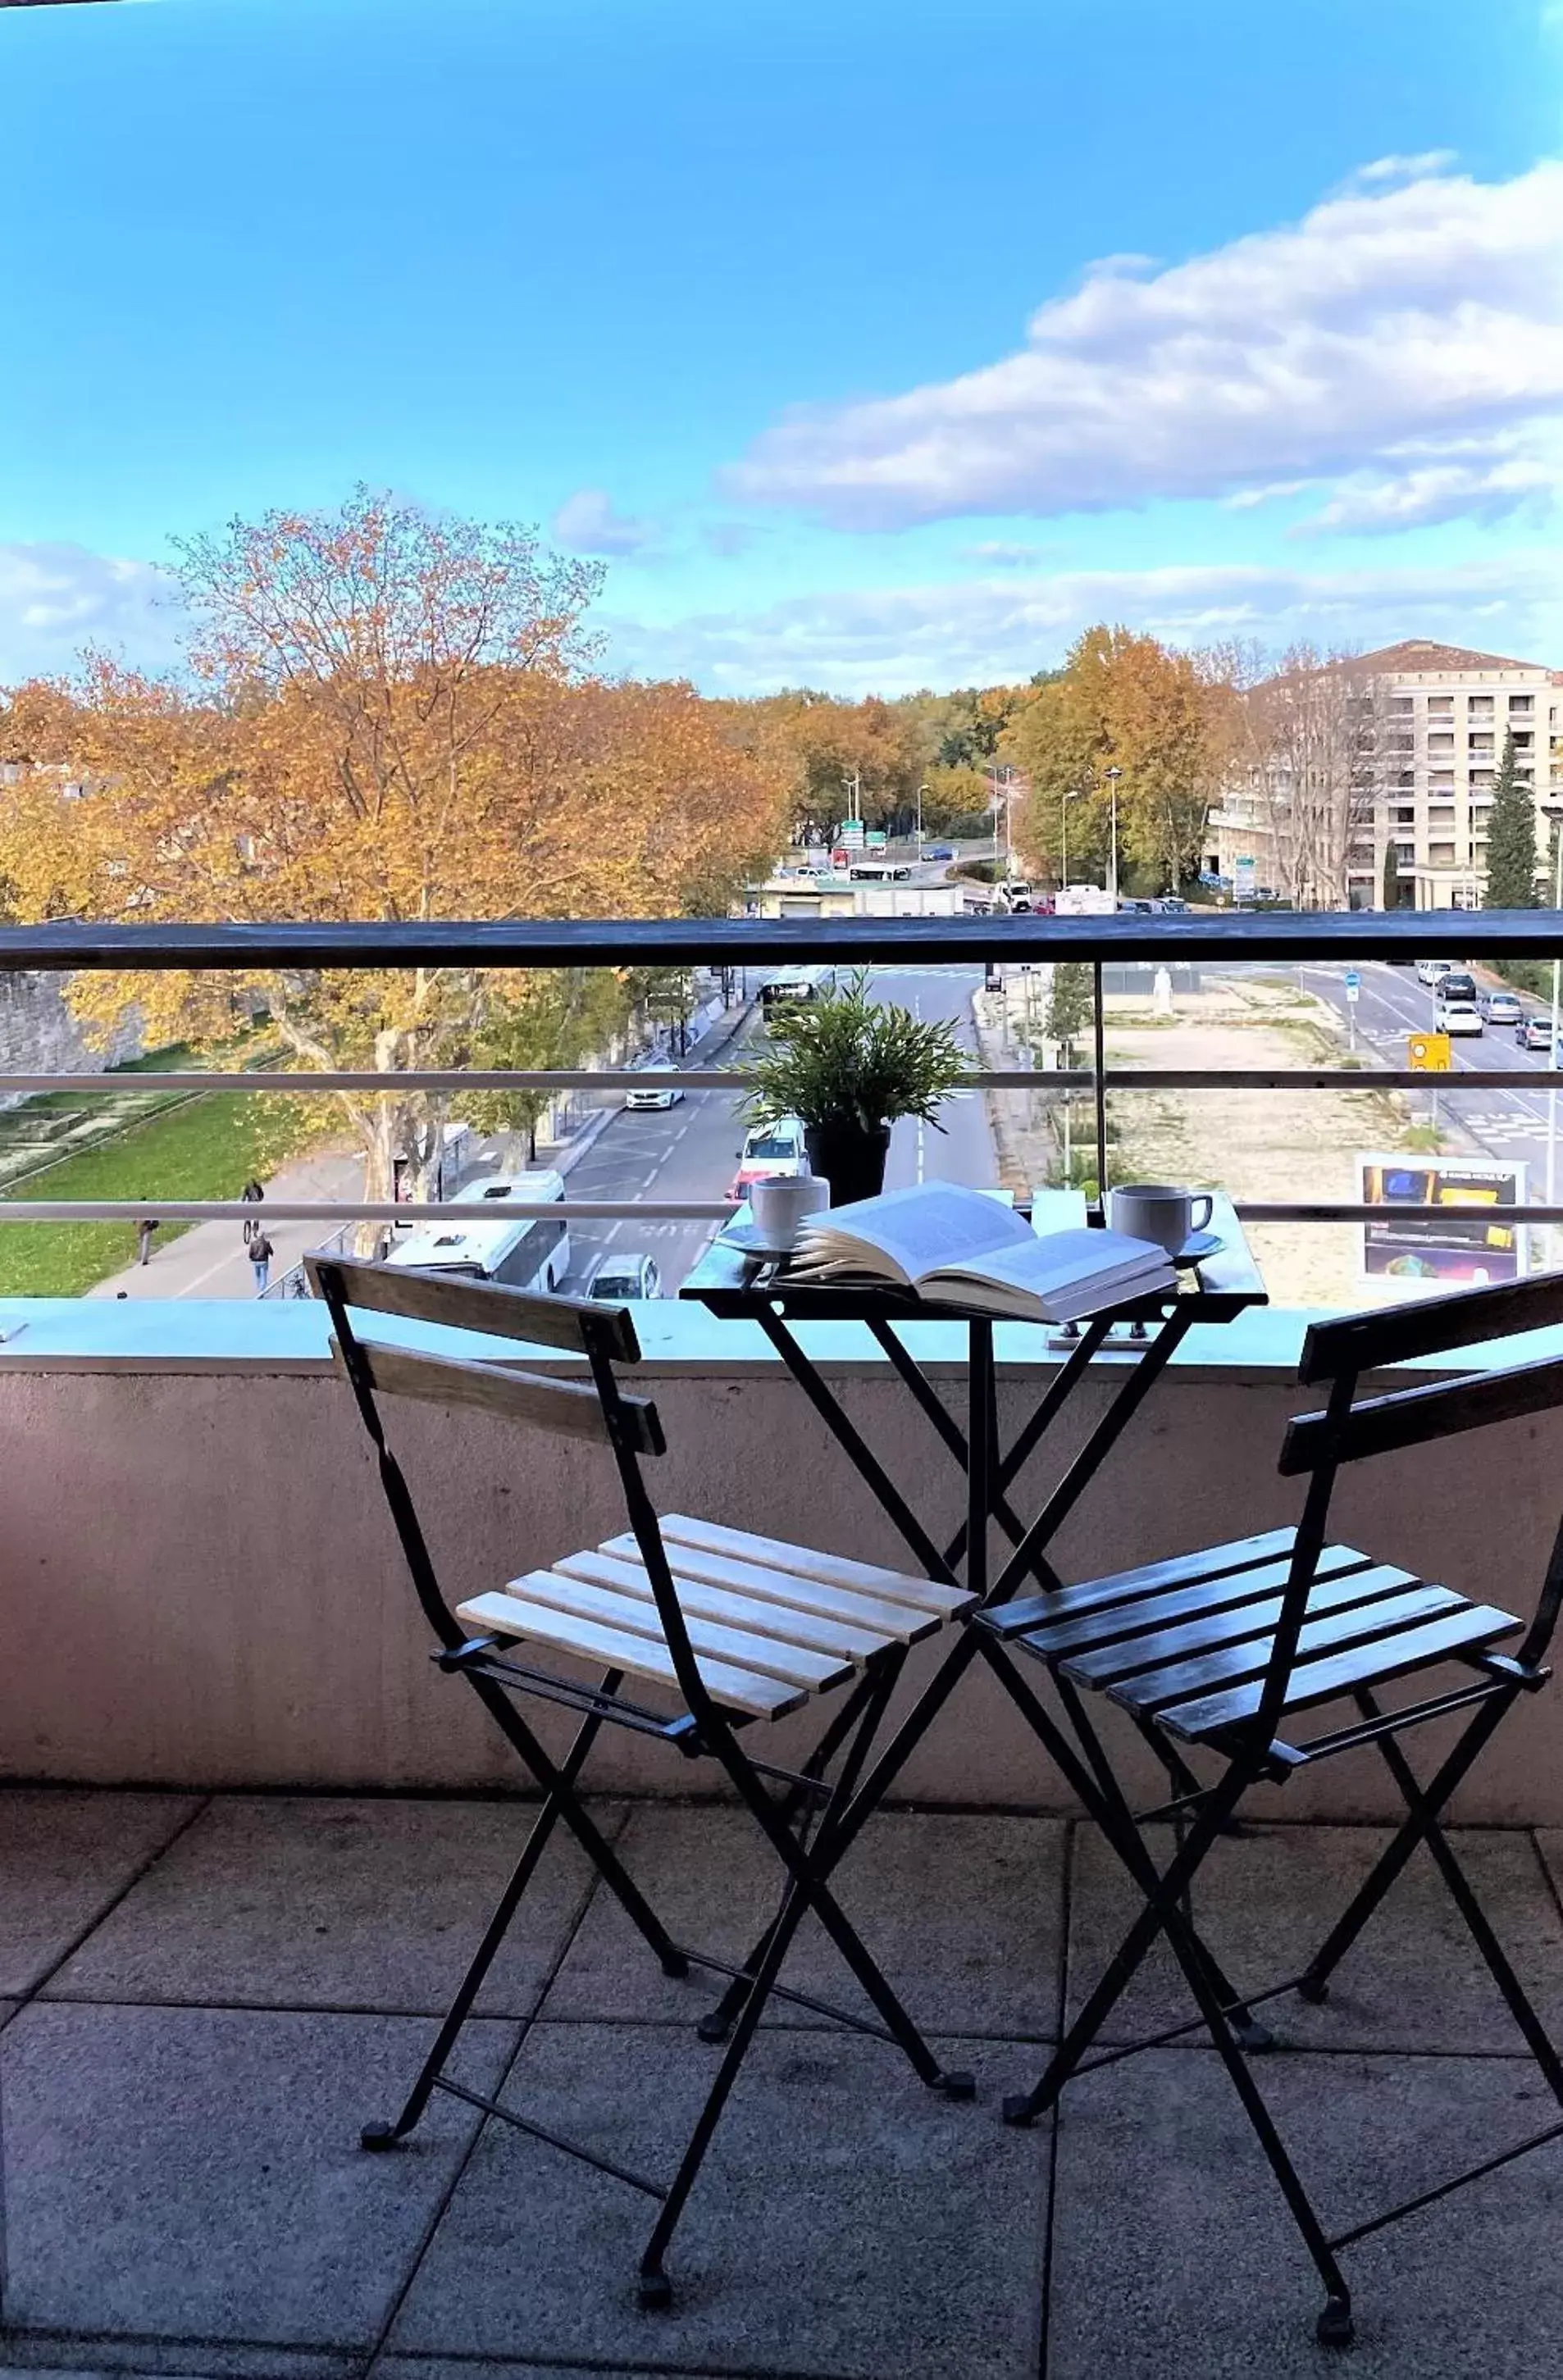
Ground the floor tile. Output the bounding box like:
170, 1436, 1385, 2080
0, 2000, 517, 2348
47, 1796, 618, 2015
1047, 2044, 1563, 2378
391, 2022, 1046, 2378
0, 1791, 201, 1995
1065, 1822, 1563, 2054
541, 1806, 1065, 2037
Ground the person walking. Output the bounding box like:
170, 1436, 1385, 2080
248, 1229, 274, 1295
136, 1217, 158, 1267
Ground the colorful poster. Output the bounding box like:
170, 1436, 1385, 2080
1358, 1153, 1528, 1285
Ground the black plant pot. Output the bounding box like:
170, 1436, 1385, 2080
804, 1117, 891, 1209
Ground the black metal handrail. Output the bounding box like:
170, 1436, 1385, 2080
0, 907, 1560, 970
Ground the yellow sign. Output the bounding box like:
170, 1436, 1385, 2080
1407, 1033, 1452, 1072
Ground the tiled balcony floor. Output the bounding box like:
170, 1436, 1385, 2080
1, 1790, 1562, 2378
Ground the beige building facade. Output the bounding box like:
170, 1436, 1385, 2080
1207, 639, 1563, 910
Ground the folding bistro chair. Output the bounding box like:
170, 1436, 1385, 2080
975, 1270, 1563, 2346
308, 1253, 977, 2305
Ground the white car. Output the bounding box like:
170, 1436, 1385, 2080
586, 1251, 662, 1300
1415, 959, 1456, 988
730, 1115, 807, 1199
624, 1065, 685, 1111
1442, 999, 1483, 1036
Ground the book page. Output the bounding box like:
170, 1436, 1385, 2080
923, 1226, 1173, 1316
795, 1182, 1034, 1283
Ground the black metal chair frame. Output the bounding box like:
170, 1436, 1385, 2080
309, 1253, 976, 2308
975, 1270, 1563, 2347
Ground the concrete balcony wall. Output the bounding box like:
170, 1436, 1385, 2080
3, 1349, 1562, 1822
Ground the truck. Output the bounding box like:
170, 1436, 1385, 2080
1052, 884, 1116, 917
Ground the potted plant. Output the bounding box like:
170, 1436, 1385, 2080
740, 972, 973, 1207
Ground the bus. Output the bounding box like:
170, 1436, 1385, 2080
384, 1170, 570, 1291
759, 972, 819, 1017
848, 860, 911, 883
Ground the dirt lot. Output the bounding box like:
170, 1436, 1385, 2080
982, 975, 1416, 1310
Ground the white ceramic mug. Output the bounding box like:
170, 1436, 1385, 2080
750, 1173, 830, 1249
1107, 1182, 1214, 1256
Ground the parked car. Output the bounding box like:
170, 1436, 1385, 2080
1117, 897, 1157, 914
927, 843, 956, 861
1416, 958, 1456, 987
1479, 990, 1524, 1025
1442, 999, 1483, 1036
1517, 1013, 1557, 1051
586, 1251, 662, 1301
730, 1114, 807, 1199
1434, 971, 1478, 1008
1159, 896, 1190, 913
624, 1063, 685, 1110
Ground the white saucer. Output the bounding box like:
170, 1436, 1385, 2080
717, 1221, 805, 1258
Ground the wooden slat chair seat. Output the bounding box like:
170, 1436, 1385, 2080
307, 1249, 978, 2311
976, 1267, 1563, 2350
459, 1522, 974, 1722
991, 1527, 1521, 1751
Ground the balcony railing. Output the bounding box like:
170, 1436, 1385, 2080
2, 908, 1563, 1247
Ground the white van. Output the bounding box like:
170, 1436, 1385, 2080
385, 1171, 570, 1292
1416, 959, 1456, 988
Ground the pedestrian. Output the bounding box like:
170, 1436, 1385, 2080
136, 1218, 158, 1267
249, 1229, 274, 1295
240, 1180, 265, 1248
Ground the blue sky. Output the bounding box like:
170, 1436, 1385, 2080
2, 0, 1559, 692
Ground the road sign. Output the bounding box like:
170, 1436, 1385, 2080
1407, 1033, 1451, 1072
1234, 855, 1257, 900
1345, 969, 1360, 991
865, 829, 887, 849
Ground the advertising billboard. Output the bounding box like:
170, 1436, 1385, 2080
1358, 1153, 1528, 1285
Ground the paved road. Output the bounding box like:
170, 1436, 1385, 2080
1298, 960, 1563, 1197
560, 965, 993, 1294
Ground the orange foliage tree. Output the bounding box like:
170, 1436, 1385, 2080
1005, 626, 1229, 890
0, 489, 787, 1199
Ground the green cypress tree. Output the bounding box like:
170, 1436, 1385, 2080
1483, 731, 1539, 909
1381, 838, 1401, 912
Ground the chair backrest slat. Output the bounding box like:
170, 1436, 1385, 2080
1281, 1351, 1563, 1475
330, 1338, 665, 1456
1300, 1273, 1563, 1384
306, 1253, 640, 1361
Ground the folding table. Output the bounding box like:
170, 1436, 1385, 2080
678, 1190, 1269, 2023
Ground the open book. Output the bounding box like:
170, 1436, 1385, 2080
787, 1181, 1178, 1322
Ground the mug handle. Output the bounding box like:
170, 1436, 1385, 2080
1191, 1193, 1214, 1234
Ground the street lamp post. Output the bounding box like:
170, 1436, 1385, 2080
916, 781, 927, 859
1061, 787, 1082, 889
1103, 766, 1123, 901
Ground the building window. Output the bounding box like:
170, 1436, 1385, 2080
1511, 694, 1534, 712
1392, 806, 1415, 825
1428, 733, 1456, 752
1429, 844, 1457, 866
1429, 771, 1456, 789
1426, 695, 1455, 715
1512, 731, 1534, 750
1470, 771, 1494, 790
1469, 694, 1495, 715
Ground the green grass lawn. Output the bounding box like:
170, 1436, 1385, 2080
0, 1090, 325, 1296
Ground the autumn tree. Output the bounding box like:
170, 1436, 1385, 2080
0, 489, 788, 1204
1003, 627, 1225, 890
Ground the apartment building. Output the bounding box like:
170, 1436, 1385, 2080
1207, 639, 1562, 909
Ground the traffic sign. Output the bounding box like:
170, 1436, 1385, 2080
1345, 970, 1360, 990
1408, 1033, 1451, 1072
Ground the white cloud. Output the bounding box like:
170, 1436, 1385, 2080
1299, 452, 1560, 535
0, 543, 182, 682
1342, 152, 1459, 190
723, 162, 1563, 531
958, 539, 1061, 566
606, 553, 1562, 698
550, 487, 658, 557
